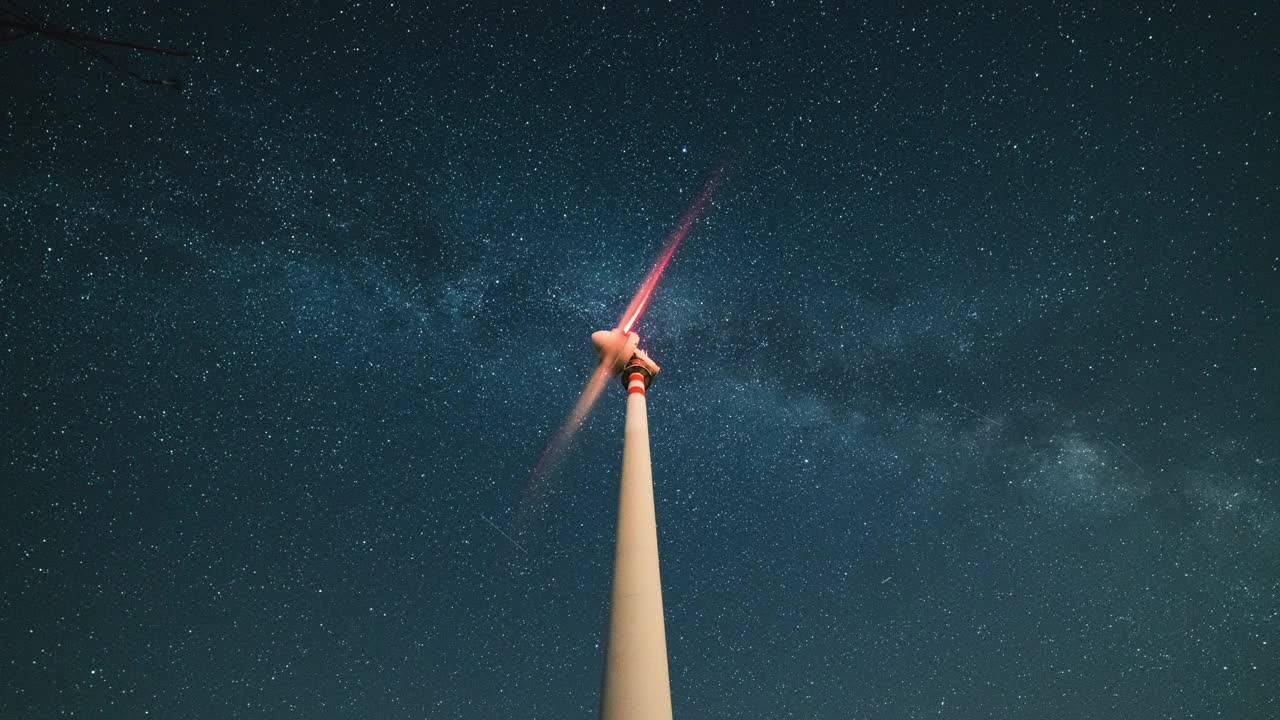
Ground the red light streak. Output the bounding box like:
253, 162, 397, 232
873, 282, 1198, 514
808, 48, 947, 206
619, 168, 724, 333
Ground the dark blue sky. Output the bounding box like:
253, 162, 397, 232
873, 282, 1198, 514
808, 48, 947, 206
2, 2, 1277, 718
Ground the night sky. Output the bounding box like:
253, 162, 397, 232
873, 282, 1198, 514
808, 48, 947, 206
3, 2, 1278, 718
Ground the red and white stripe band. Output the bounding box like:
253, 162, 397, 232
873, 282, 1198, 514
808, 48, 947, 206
627, 372, 646, 396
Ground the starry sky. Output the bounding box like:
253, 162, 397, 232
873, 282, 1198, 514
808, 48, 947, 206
2, 2, 1278, 718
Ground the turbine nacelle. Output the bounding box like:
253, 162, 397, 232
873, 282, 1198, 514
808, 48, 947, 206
591, 328, 660, 380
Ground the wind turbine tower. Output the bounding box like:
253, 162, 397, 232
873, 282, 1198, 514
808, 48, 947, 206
591, 328, 671, 720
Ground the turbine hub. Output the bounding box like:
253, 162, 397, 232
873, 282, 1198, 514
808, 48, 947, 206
591, 328, 660, 385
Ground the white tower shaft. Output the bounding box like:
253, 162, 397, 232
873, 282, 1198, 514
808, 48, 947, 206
600, 370, 672, 720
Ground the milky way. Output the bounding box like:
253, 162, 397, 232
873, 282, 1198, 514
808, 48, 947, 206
2, 3, 1277, 718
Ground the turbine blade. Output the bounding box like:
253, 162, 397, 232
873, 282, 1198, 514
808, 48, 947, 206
619, 166, 724, 333
525, 163, 726, 500
528, 353, 617, 496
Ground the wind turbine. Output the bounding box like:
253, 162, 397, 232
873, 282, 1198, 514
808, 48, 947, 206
591, 324, 669, 720
530, 169, 722, 720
